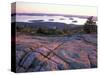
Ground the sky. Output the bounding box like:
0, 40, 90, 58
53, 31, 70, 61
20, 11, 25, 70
13, 2, 97, 17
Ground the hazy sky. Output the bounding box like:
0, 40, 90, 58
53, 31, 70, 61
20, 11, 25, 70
14, 2, 97, 16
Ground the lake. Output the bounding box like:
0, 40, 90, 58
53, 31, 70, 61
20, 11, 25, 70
12, 15, 88, 25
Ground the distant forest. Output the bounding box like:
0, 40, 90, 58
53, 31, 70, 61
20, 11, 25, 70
15, 16, 97, 36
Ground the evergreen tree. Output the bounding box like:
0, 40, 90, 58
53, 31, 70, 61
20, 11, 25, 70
83, 16, 97, 33
37, 27, 43, 34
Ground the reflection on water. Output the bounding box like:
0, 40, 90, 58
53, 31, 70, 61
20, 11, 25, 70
13, 15, 89, 25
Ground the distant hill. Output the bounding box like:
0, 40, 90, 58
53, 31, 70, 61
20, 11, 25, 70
12, 22, 83, 31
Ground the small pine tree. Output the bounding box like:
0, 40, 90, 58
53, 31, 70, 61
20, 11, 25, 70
83, 16, 97, 33
37, 27, 43, 34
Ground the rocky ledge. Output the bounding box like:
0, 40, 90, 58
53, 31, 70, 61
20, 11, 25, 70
16, 33, 97, 72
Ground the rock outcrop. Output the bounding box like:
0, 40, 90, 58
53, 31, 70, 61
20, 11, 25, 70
16, 33, 97, 72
